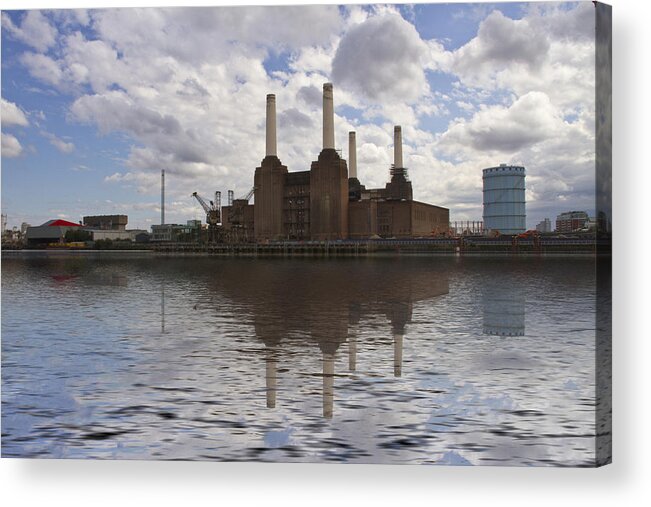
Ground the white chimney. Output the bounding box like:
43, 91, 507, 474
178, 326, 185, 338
266, 94, 277, 157
323, 83, 335, 150
394, 126, 403, 168
348, 131, 357, 179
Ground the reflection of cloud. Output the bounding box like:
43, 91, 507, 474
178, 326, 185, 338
263, 427, 294, 448
437, 450, 473, 466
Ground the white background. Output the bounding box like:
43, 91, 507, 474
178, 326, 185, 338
1, 0, 649, 505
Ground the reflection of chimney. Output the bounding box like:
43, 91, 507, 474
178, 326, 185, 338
394, 126, 403, 168
323, 353, 335, 418
266, 94, 277, 157
323, 83, 335, 150
161, 169, 165, 225
265, 350, 278, 408
348, 131, 357, 179
348, 334, 357, 372
393, 333, 403, 377
161, 283, 165, 334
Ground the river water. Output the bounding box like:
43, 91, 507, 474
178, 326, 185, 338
1, 253, 602, 465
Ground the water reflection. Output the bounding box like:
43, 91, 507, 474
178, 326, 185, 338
1, 254, 602, 465
161, 283, 166, 334
212, 261, 449, 418
482, 282, 525, 336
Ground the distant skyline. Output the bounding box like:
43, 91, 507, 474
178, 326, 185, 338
1, 1, 597, 230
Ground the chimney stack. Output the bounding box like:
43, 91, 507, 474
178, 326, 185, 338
348, 131, 357, 179
161, 169, 165, 225
266, 94, 277, 157
394, 126, 403, 169
323, 83, 335, 150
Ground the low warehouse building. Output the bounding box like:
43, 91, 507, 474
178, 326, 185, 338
25, 219, 84, 245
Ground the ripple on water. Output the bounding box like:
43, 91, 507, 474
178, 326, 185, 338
1, 255, 600, 465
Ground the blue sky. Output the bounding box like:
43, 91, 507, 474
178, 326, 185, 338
1, 1, 597, 230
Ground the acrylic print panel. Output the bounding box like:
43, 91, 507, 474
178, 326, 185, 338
0, 2, 611, 466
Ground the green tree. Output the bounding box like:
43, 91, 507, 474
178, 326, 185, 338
65, 229, 92, 242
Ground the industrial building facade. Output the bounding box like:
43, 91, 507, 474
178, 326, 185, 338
83, 215, 128, 231
246, 83, 449, 242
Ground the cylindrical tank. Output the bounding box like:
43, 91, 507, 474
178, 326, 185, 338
482, 164, 526, 234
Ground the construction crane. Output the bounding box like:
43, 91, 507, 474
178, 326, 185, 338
192, 191, 221, 226
192, 191, 221, 242
240, 186, 255, 202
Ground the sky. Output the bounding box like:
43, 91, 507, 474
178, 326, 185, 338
1, 1, 597, 231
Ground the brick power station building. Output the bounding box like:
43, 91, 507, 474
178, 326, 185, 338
231, 83, 449, 242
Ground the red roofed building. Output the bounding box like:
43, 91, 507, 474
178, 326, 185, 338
44, 219, 82, 228
25, 219, 84, 245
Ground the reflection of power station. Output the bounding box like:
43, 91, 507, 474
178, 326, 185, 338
161, 283, 165, 334
217, 262, 450, 419
482, 283, 525, 337
257, 306, 428, 419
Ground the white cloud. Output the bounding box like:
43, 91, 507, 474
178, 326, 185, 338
1, 98, 29, 127
296, 85, 322, 108
1, 11, 56, 52
436, 6, 595, 112
41, 131, 75, 154
70, 90, 211, 166
20, 52, 63, 87
451, 11, 550, 85
92, 6, 343, 66
525, 2, 596, 41
440, 92, 563, 155
455, 101, 475, 113
50, 9, 91, 28
278, 108, 314, 130
332, 13, 429, 103
289, 44, 336, 75
1, 132, 23, 158
60, 31, 126, 93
